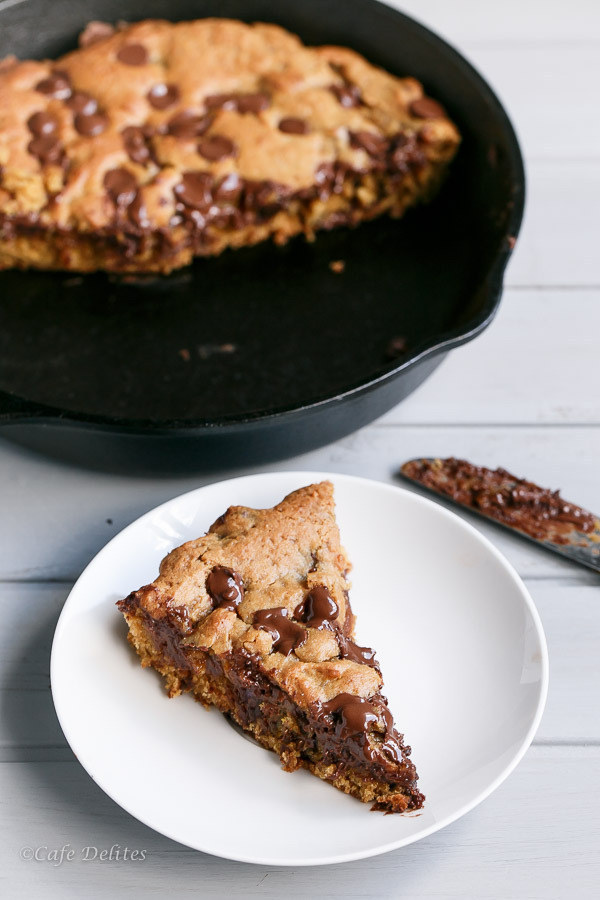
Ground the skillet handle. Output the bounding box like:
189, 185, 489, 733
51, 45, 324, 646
0, 390, 60, 423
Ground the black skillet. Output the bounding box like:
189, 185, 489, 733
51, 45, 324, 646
0, 0, 524, 473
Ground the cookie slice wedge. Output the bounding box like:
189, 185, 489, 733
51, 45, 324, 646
117, 481, 423, 812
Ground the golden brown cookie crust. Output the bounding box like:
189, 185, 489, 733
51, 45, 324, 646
118, 481, 424, 812
0, 18, 460, 272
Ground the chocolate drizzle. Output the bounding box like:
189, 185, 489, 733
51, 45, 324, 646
253, 607, 307, 656
337, 635, 379, 669
206, 565, 244, 612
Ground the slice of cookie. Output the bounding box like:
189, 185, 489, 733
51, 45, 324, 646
0, 18, 459, 272
117, 481, 424, 812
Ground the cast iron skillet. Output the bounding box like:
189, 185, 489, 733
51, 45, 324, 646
0, 0, 524, 473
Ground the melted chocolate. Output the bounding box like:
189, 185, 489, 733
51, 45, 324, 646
253, 607, 307, 656
117, 44, 149, 66
206, 565, 244, 612
317, 692, 404, 766
294, 585, 338, 629
213, 173, 242, 202
337, 635, 379, 669
402, 457, 598, 544
174, 172, 213, 210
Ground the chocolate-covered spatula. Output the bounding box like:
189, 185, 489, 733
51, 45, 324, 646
399, 457, 600, 574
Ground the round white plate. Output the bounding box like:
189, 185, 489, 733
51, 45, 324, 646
51, 471, 548, 866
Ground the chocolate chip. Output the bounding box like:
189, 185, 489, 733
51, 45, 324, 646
174, 172, 213, 209
65, 91, 98, 116
349, 130, 388, 158
205, 92, 270, 114
409, 97, 445, 119
35, 70, 71, 100
167, 111, 212, 139
128, 192, 149, 228
278, 117, 309, 135
27, 111, 58, 137
213, 172, 242, 202
236, 92, 270, 114
330, 83, 361, 108
103, 168, 138, 206
121, 125, 152, 165
28, 135, 63, 165
117, 43, 148, 66
74, 111, 108, 136
204, 93, 238, 111
147, 83, 180, 110
79, 21, 116, 48
197, 135, 236, 161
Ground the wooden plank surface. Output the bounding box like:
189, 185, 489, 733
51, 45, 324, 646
0, 580, 597, 764
0, 749, 598, 898
1, 421, 598, 582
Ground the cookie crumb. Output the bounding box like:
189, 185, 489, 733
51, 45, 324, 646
329, 260, 345, 274
386, 336, 408, 359
198, 343, 236, 360
178, 348, 191, 362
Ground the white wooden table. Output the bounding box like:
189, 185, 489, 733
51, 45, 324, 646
1, 1, 599, 896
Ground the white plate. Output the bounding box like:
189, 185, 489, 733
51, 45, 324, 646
51, 471, 548, 866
